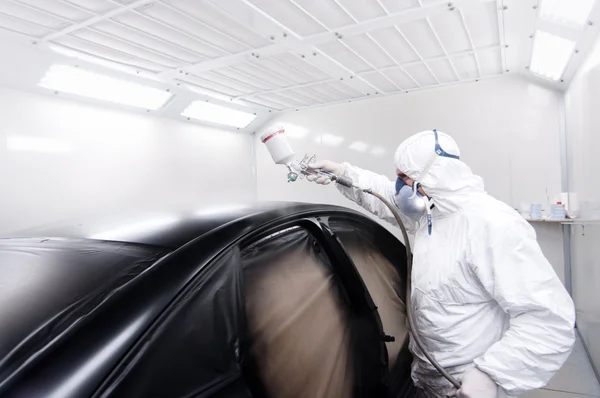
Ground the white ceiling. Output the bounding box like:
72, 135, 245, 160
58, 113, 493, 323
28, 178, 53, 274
0, 0, 598, 124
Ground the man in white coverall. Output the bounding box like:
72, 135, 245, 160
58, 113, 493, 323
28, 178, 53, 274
308, 130, 575, 398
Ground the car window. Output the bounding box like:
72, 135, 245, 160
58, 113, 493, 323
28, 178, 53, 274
241, 227, 354, 398
328, 218, 408, 369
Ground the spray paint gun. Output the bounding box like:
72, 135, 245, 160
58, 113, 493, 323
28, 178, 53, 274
260, 126, 355, 188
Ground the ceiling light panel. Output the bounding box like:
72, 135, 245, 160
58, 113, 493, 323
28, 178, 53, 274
69, 30, 183, 69
39, 64, 173, 110
244, 58, 302, 84
539, 0, 596, 29
452, 54, 479, 79
194, 71, 259, 93
270, 91, 312, 107
460, 1, 500, 48
249, 96, 286, 111
378, 0, 420, 13
342, 34, 397, 69
291, 87, 336, 103
427, 59, 459, 83
368, 27, 421, 64
199, 0, 283, 39
361, 72, 403, 92
272, 53, 331, 81
428, 12, 472, 54
384, 69, 420, 90
283, 88, 322, 105
307, 83, 348, 101
0, 1, 70, 29
478, 47, 503, 76
335, 0, 386, 21
293, 0, 355, 29
398, 20, 445, 59
90, 21, 203, 64
0, 12, 53, 36
179, 74, 245, 97
57, 0, 117, 14
246, 0, 326, 36
214, 67, 278, 90
403, 63, 438, 87
324, 81, 362, 99
318, 41, 372, 73
230, 63, 293, 87
30, 0, 95, 21
260, 92, 305, 109
138, 2, 248, 53
529, 30, 576, 81
181, 101, 257, 128
161, 0, 270, 48
112, 13, 226, 59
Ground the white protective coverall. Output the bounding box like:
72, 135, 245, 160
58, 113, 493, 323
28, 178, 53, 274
333, 131, 575, 397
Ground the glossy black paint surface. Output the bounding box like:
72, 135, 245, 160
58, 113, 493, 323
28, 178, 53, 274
0, 203, 414, 398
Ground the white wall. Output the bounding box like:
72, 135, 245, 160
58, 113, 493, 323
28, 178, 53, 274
565, 34, 600, 375
0, 87, 255, 235
255, 75, 565, 276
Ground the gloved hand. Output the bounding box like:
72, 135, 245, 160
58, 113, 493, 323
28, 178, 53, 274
306, 160, 345, 185
457, 368, 498, 398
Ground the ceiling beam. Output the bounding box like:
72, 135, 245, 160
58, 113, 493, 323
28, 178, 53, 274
40, 0, 160, 42
157, 0, 495, 79
290, 73, 505, 112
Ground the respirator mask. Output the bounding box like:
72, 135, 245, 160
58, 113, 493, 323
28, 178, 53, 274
392, 179, 428, 220
393, 178, 434, 234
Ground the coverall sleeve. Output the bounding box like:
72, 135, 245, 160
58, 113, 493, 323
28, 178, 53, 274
469, 217, 576, 396
335, 163, 417, 233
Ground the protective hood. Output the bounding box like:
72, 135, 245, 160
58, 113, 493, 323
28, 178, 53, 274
394, 130, 485, 216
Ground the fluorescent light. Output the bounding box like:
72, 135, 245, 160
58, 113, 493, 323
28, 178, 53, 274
181, 101, 257, 128
370, 146, 387, 156
349, 141, 369, 152
39, 64, 172, 110
539, 0, 596, 28
529, 31, 576, 81
7, 135, 73, 153
315, 133, 345, 147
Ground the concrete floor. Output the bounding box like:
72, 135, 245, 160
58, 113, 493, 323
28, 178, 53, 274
521, 335, 600, 398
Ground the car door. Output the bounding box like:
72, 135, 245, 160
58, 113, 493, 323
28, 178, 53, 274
92, 213, 403, 398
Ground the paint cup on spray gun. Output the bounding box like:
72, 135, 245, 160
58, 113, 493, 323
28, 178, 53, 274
261, 126, 295, 167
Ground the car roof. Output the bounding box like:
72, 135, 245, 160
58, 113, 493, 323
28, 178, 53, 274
6, 202, 353, 249
0, 202, 367, 395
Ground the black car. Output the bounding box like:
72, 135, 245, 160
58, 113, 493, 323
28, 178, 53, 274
0, 203, 416, 398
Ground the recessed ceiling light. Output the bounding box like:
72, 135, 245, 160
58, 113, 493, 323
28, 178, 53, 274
181, 101, 257, 128
529, 30, 577, 81
39, 64, 172, 110
539, 0, 596, 29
